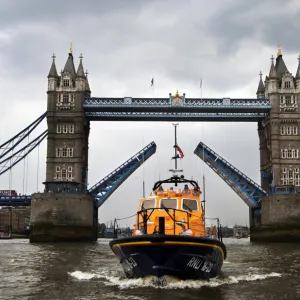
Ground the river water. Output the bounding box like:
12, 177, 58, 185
0, 238, 299, 300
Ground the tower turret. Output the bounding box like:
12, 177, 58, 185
296, 55, 300, 90
268, 55, 277, 93
275, 46, 288, 82
75, 54, 89, 92
47, 54, 59, 91
61, 43, 76, 87
256, 71, 265, 98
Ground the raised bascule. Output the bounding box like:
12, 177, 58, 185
1, 46, 300, 242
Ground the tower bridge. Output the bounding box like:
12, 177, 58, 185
1, 46, 300, 242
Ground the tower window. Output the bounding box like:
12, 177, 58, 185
293, 126, 298, 135
62, 168, 67, 178
63, 79, 70, 87
54, 165, 74, 181
296, 174, 300, 186
280, 96, 284, 104
281, 174, 288, 185
60, 124, 74, 134
287, 126, 292, 135
281, 148, 299, 159
67, 148, 74, 157
56, 125, 62, 133
56, 148, 62, 157
284, 81, 291, 89
63, 94, 69, 103
55, 147, 74, 157
69, 125, 74, 133
280, 126, 285, 135
285, 96, 291, 105
62, 148, 67, 157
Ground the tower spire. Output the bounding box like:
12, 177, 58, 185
256, 71, 265, 98
277, 45, 282, 57
63, 45, 76, 79
76, 53, 86, 78
296, 55, 300, 79
48, 53, 58, 78
269, 55, 276, 79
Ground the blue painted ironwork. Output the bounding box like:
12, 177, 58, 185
0, 112, 47, 159
85, 111, 267, 122
194, 142, 267, 208
0, 130, 48, 176
88, 141, 157, 208
83, 96, 271, 114
0, 195, 32, 207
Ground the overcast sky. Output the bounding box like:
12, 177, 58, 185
1, 0, 300, 227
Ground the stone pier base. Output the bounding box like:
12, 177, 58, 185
250, 225, 300, 242
30, 193, 98, 242
250, 194, 300, 243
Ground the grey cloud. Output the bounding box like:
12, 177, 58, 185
0, 0, 288, 226
207, 0, 300, 54
0, 0, 261, 94
0, 0, 149, 26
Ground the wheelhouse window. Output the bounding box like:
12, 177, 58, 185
160, 198, 177, 209
140, 199, 155, 210
182, 199, 198, 211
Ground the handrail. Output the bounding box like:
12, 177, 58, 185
112, 208, 223, 242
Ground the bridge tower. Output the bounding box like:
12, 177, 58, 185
45, 48, 90, 192
30, 47, 97, 242
253, 48, 300, 241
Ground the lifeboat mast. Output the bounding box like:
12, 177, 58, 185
170, 123, 183, 186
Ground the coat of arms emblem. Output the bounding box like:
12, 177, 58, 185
171, 90, 184, 106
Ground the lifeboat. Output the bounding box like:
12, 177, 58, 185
109, 126, 227, 281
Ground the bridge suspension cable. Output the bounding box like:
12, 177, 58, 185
0, 112, 46, 159
0, 130, 48, 176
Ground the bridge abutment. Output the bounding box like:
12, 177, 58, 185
30, 193, 97, 242
250, 194, 300, 242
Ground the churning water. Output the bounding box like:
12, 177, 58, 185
0, 238, 299, 300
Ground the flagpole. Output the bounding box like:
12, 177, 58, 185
173, 123, 179, 170
151, 77, 155, 100
200, 76, 206, 224
142, 136, 145, 198
200, 76, 202, 101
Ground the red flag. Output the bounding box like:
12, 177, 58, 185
176, 146, 184, 158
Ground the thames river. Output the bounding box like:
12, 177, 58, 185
0, 238, 299, 300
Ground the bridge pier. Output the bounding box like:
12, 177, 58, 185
30, 193, 98, 242
250, 194, 300, 242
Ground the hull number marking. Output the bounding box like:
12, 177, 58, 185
122, 257, 137, 271
186, 257, 213, 272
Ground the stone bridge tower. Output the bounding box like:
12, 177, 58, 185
45, 46, 90, 192
30, 47, 97, 243
254, 47, 300, 241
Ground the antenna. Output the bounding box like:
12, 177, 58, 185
199, 78, 206, 222
173, 123, 179, 169
142, 136, 145, 198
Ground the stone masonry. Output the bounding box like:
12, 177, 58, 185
252, 47, 300, 242
30, 47, 97, 242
